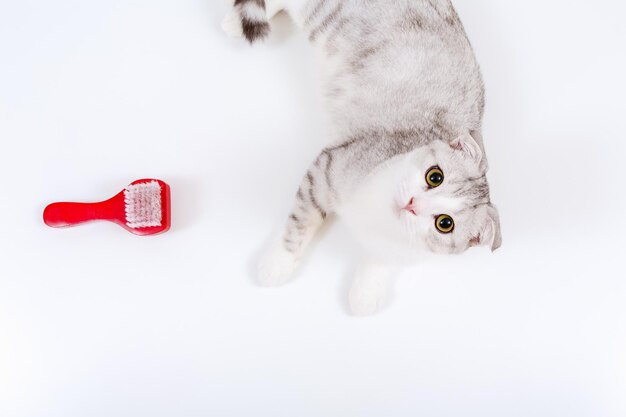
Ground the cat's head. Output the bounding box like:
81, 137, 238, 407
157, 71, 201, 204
341, 132, 502, 257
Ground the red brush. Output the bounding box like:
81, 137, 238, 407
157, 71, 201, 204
44, 179, 171, 236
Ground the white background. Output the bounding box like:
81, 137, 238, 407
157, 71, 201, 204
1, 0, 625, 416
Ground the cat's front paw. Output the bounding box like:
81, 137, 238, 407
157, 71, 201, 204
257, 243, 299, 287
348, 265, 391, 316
349, 282, 387, 316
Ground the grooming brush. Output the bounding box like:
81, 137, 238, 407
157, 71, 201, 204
44, 179, 171, 236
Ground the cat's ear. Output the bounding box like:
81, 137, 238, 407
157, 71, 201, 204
450, 132, 483, 166
469, 204, 502, 252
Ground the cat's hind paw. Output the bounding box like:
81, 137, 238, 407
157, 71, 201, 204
257, 243, 299, 287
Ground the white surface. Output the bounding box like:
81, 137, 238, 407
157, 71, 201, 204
1, 1, 626, 416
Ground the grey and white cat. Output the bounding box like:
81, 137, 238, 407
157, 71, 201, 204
223, 0, 502, 315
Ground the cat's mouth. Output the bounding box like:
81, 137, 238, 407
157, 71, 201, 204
402, 197, 418, 216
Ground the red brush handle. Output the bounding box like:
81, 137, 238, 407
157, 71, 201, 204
43, 198, 120, 228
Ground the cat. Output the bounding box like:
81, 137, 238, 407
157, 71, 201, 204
222, 0, 502, 315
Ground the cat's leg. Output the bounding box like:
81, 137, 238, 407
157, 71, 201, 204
349, 262, 398, 316
257, 152, 333, 286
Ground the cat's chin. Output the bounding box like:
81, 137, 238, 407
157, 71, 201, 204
337, 202, 427, 264
337, 212, 419, 261
335, 154, 426, 260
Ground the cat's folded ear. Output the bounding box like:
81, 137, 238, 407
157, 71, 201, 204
450, 132, 483, 166
470, 204, 502, 252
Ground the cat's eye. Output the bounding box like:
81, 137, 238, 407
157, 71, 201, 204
435, 214, 455, 234
425, 166, 444, 188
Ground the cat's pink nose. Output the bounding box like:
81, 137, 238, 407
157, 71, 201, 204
402, 197, 419, 216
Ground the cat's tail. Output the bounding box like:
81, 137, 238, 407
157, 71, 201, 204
232, 0, 271, 43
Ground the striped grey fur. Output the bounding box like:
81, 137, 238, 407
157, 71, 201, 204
450, 175, 491, 207
282, 142, 341, 254
307, 2, 345, 42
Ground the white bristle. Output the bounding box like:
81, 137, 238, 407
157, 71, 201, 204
124, 181, 162, 228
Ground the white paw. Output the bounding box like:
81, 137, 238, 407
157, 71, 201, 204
349, 283, 387, 316
348, 266, 390, 316
221, 10, 243, 38
257, 243, 299, 287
